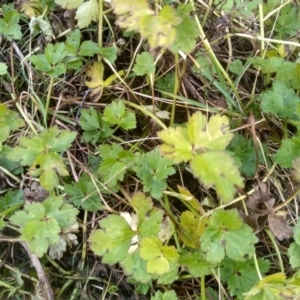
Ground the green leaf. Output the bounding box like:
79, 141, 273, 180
79, 107, 113, 144
213, 0, 259, 17
9, 196, 78, 257
121, 251, 152, 283
169, 8, 198, 54
99, 47, 118, 64
273, 136, 300, 168
0, 62, 8, 75
133, 148, 175, 199
0, 10, 22, 41
103, 100, 136, 130
65, 29, 81, 54
43, 196, 78, 228
156, 72, 176, 93
228, 134, 265, 177
260, 81, 300, 119
0, 189, 24, 217
179, 250, 214, 277
229, 59, 245, 75
64, 173, 102, 211
158, 126, 193, 163
0, 104, 25, 145
138, 209, 164, 238
200, 209, 258, 264
244, 273, 300, 300
220, 258, 270, 299
288, 243, 300, 269
31, 43, 68, 77
131, 192, 153, 220
78, 41, 100, 56
133, 52, 155, 76
75, 0, 98, 29
139, 237, 179, 275
89, 215, 136, 264
151, 290, 177, 300
139, 6, 181, 49
7, 126, 76, 191
190, 152, 243, 202
288, 219, 300, 268
98, 143, 134, 189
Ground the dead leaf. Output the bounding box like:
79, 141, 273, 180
268, 212, 293, 241
242, 181, 292, 240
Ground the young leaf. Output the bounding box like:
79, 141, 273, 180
10, 196, 78, 257
150, 290, 177, 300
133, 148, 175, 200
89, 215, 136, 264
79, 107, 113, 144
139, 236, 179, 275
98, 143, 134, 189
0, 10, 22, 41
179, 211, 205, 248
200, 209, 258, 264
64, 173, 102, 212
103, 100, 136, 130
133, 52, 155, 76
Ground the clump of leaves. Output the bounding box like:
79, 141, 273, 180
110, 1, 198, 53
30, 32, 100, 78
9, 195, 78, 257
158, 111, 244, 202
7, 126, 76, 190
90, 193, 176, 282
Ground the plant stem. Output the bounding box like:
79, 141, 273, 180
98, 0, 103, 51
170, 53, 180, 126
44, 76, 54, 127
265, 228, 284, 273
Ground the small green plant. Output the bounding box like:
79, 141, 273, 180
158, 111, 244, 202
7, 126, 76, 191
9, 195, 78, 257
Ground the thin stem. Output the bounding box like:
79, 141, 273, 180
44, 76, 54, 127
170, 53, 179, 126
